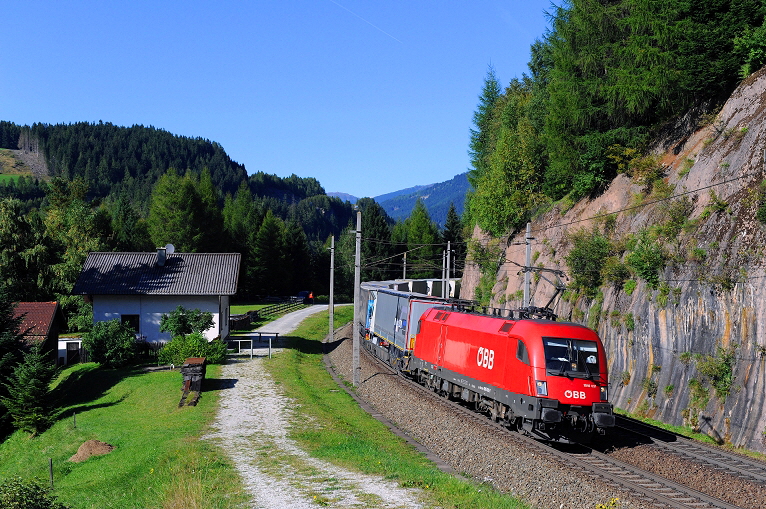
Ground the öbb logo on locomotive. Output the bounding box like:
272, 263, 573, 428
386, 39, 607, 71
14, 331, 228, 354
362, 286, 617, 442
476, 347, 495, 369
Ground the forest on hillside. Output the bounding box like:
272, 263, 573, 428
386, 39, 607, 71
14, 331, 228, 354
0, 121, 466, 335
465, 0, 766, 237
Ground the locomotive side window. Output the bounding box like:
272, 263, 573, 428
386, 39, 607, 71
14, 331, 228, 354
542, 337, 600, 379
516, 339, 529, 364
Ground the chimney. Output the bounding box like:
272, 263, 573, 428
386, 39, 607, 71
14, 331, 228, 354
157, 247, 167, 267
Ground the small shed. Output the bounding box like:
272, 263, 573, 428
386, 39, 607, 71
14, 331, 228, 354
13, 301, 65, 363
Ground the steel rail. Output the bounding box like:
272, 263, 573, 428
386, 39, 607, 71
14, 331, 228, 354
616, 415, 766, 485
360, 343, 745, 509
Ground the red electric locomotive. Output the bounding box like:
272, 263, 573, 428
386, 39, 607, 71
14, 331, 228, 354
407, 307, 615, 442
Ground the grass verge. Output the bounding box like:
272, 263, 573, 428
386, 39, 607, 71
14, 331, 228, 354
0, 363, 248, 509
266, 306, 530, 509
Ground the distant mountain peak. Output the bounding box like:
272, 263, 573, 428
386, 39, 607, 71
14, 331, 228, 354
327, 192, 358, 203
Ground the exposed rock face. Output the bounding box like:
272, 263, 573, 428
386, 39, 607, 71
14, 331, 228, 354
462, 66, 766, 452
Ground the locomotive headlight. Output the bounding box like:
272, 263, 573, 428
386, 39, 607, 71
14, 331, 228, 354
600, 385, 608, 401
535, 380, 548, 396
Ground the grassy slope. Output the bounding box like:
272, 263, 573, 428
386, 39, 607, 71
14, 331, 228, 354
269, 306, 529, 509
0, 363, 247, 509
0, 307, 530, 509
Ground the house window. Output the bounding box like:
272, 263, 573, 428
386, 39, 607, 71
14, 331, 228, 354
121, 314, 139, 332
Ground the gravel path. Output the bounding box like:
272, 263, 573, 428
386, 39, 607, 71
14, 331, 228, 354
204, 306, 427, 509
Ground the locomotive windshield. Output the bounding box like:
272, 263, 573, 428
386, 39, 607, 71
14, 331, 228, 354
542, 337, 600, 379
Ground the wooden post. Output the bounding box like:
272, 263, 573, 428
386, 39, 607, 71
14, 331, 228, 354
49, 458, 53, 489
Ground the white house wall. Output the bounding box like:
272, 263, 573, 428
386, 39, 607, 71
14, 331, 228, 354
93, 295, 225, 343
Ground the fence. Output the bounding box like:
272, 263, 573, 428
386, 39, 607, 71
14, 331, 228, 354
258, 298, 306, 316
227, 332, 281, 359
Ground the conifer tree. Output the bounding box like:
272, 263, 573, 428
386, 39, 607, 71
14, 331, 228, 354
468, 66, 501, 187
0, 288, 23, 437
404, 200, 441, 279
282, 220, 312, 294
1, 345, 58, 436
250, 210, 286, 295
442, 203, 465, 277
358, 198, 393, 281
147, 170, 202, 251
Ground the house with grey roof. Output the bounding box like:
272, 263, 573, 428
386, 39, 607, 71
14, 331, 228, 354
72, 248, 241, 344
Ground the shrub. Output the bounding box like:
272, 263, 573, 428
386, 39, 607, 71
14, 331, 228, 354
565, 228, 612, 296
601, 256, 630, 289
620, 371, 631, 386
696, 345, 737, 401
0, 477, 69, 509
678, 158, 694, 178
626, 230, 665, 289
688, 378, 710, 416
159, 306, 214, 337
623, 279, 637, 296
641, 377, 658, 397
82, 319, 138, 368
688, 246, 707, 261
707, 190, 729, 214
628, 153, 664, 191
157, 333, 227, 366
656, 282, 671, 307
658, 197, 693, 238
623, 312, 635, 331
587, 292, 604, 330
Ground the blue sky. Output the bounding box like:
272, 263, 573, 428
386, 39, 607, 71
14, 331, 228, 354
1, 1, 552, 198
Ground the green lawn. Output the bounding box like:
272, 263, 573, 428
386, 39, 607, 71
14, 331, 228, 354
0, 363, 247, 509
229, 302, 268, 314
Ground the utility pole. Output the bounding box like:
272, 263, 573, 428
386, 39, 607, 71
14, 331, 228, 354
329, 235, 334, 338
352, 211, 361, 387
441, 250, 446, 298
446, 240, 451, 298
402, 251, 406, 279
523, 222, 533, 308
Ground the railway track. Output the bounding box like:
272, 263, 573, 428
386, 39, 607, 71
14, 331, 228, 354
361, 343, 746, 509
615, 415, 766, 486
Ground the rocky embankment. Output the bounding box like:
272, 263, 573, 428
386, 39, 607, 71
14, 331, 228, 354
462, 67, 766, 452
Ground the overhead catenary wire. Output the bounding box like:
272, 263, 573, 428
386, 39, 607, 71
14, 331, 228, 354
346, 162, 765, 286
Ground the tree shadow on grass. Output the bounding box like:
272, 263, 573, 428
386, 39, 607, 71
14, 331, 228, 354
283, 335, 324, 355
51, 364, 145, 419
